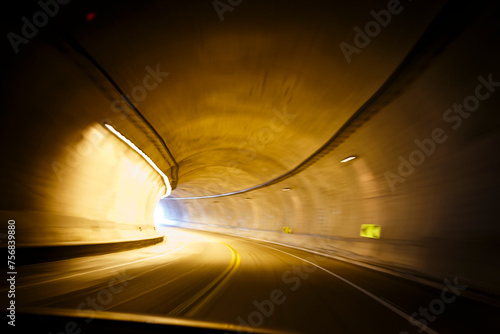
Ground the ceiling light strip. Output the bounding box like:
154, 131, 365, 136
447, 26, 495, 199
340, 156, 357, 163
105, 124, 172, 198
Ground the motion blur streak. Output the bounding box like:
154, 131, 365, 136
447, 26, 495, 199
14, 240, 188, 290
104, 123, 172, 198
7, 227, 498, 333
1, 0, 500, 333
256, 243, 437, 333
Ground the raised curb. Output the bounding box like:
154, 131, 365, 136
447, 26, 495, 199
4, 235, 165, 265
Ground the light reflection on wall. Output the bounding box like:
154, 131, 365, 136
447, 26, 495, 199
14, 123, 166, 244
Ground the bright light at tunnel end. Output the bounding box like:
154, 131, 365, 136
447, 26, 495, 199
104, 124, 172, 198
153, 203, 178, 227
340, 156, 357, 163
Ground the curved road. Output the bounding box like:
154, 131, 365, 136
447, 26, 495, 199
9, 227, 500, 333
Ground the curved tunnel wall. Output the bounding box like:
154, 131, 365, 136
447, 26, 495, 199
1, 0, 499, 297
162, 7, 500, 295
1, 35, 171, 245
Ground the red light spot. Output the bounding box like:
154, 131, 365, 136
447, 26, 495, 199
86, 12, 96, 22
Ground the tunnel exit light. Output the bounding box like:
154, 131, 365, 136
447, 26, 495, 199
104, 124, 172, 198
340, 156, 357, 163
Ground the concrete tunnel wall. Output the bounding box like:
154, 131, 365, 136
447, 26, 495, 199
1, 0, 499, 296
1, 36, 171, 245
161, 7, 500, 295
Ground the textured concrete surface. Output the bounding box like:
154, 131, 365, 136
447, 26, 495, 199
1, 0, 499, 299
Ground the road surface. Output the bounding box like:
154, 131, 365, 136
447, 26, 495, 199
7, 227, 500, 333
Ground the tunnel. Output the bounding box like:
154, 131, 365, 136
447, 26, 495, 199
2, 0, 500, 333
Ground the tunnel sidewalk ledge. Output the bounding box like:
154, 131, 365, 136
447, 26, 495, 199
3, 235, 165, 266
174, 224, 500, 309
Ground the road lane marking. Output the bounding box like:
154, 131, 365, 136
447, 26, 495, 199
16, 240, 188, 289
35, 261, 200, 309
169, 242, 241, 317
100, 266, 202, 311
257, 244, 439, 334
186, 243, 241, 317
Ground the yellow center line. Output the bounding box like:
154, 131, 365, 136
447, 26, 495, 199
169, 242, 241, 317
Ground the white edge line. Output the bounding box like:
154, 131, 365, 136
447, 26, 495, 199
257, 243, 439, 334
200, 228, 447, 291
17, 240, 187, 289
176, 226, 439, 333
104, 124, 172, 198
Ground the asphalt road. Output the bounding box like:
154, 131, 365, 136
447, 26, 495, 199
6, 227, 500, 333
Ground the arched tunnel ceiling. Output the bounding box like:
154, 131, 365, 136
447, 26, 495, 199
34, 0, 448, 198
2, 0, 500, 320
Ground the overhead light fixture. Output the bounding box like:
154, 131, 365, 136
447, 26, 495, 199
340, 156, 357, 163
104, 124, 172, 198
282, 188, 291, 192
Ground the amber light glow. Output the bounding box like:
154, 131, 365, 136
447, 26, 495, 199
104, 124, 172, 198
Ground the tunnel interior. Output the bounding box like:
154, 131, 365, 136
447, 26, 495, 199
2, 0, 500, 319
